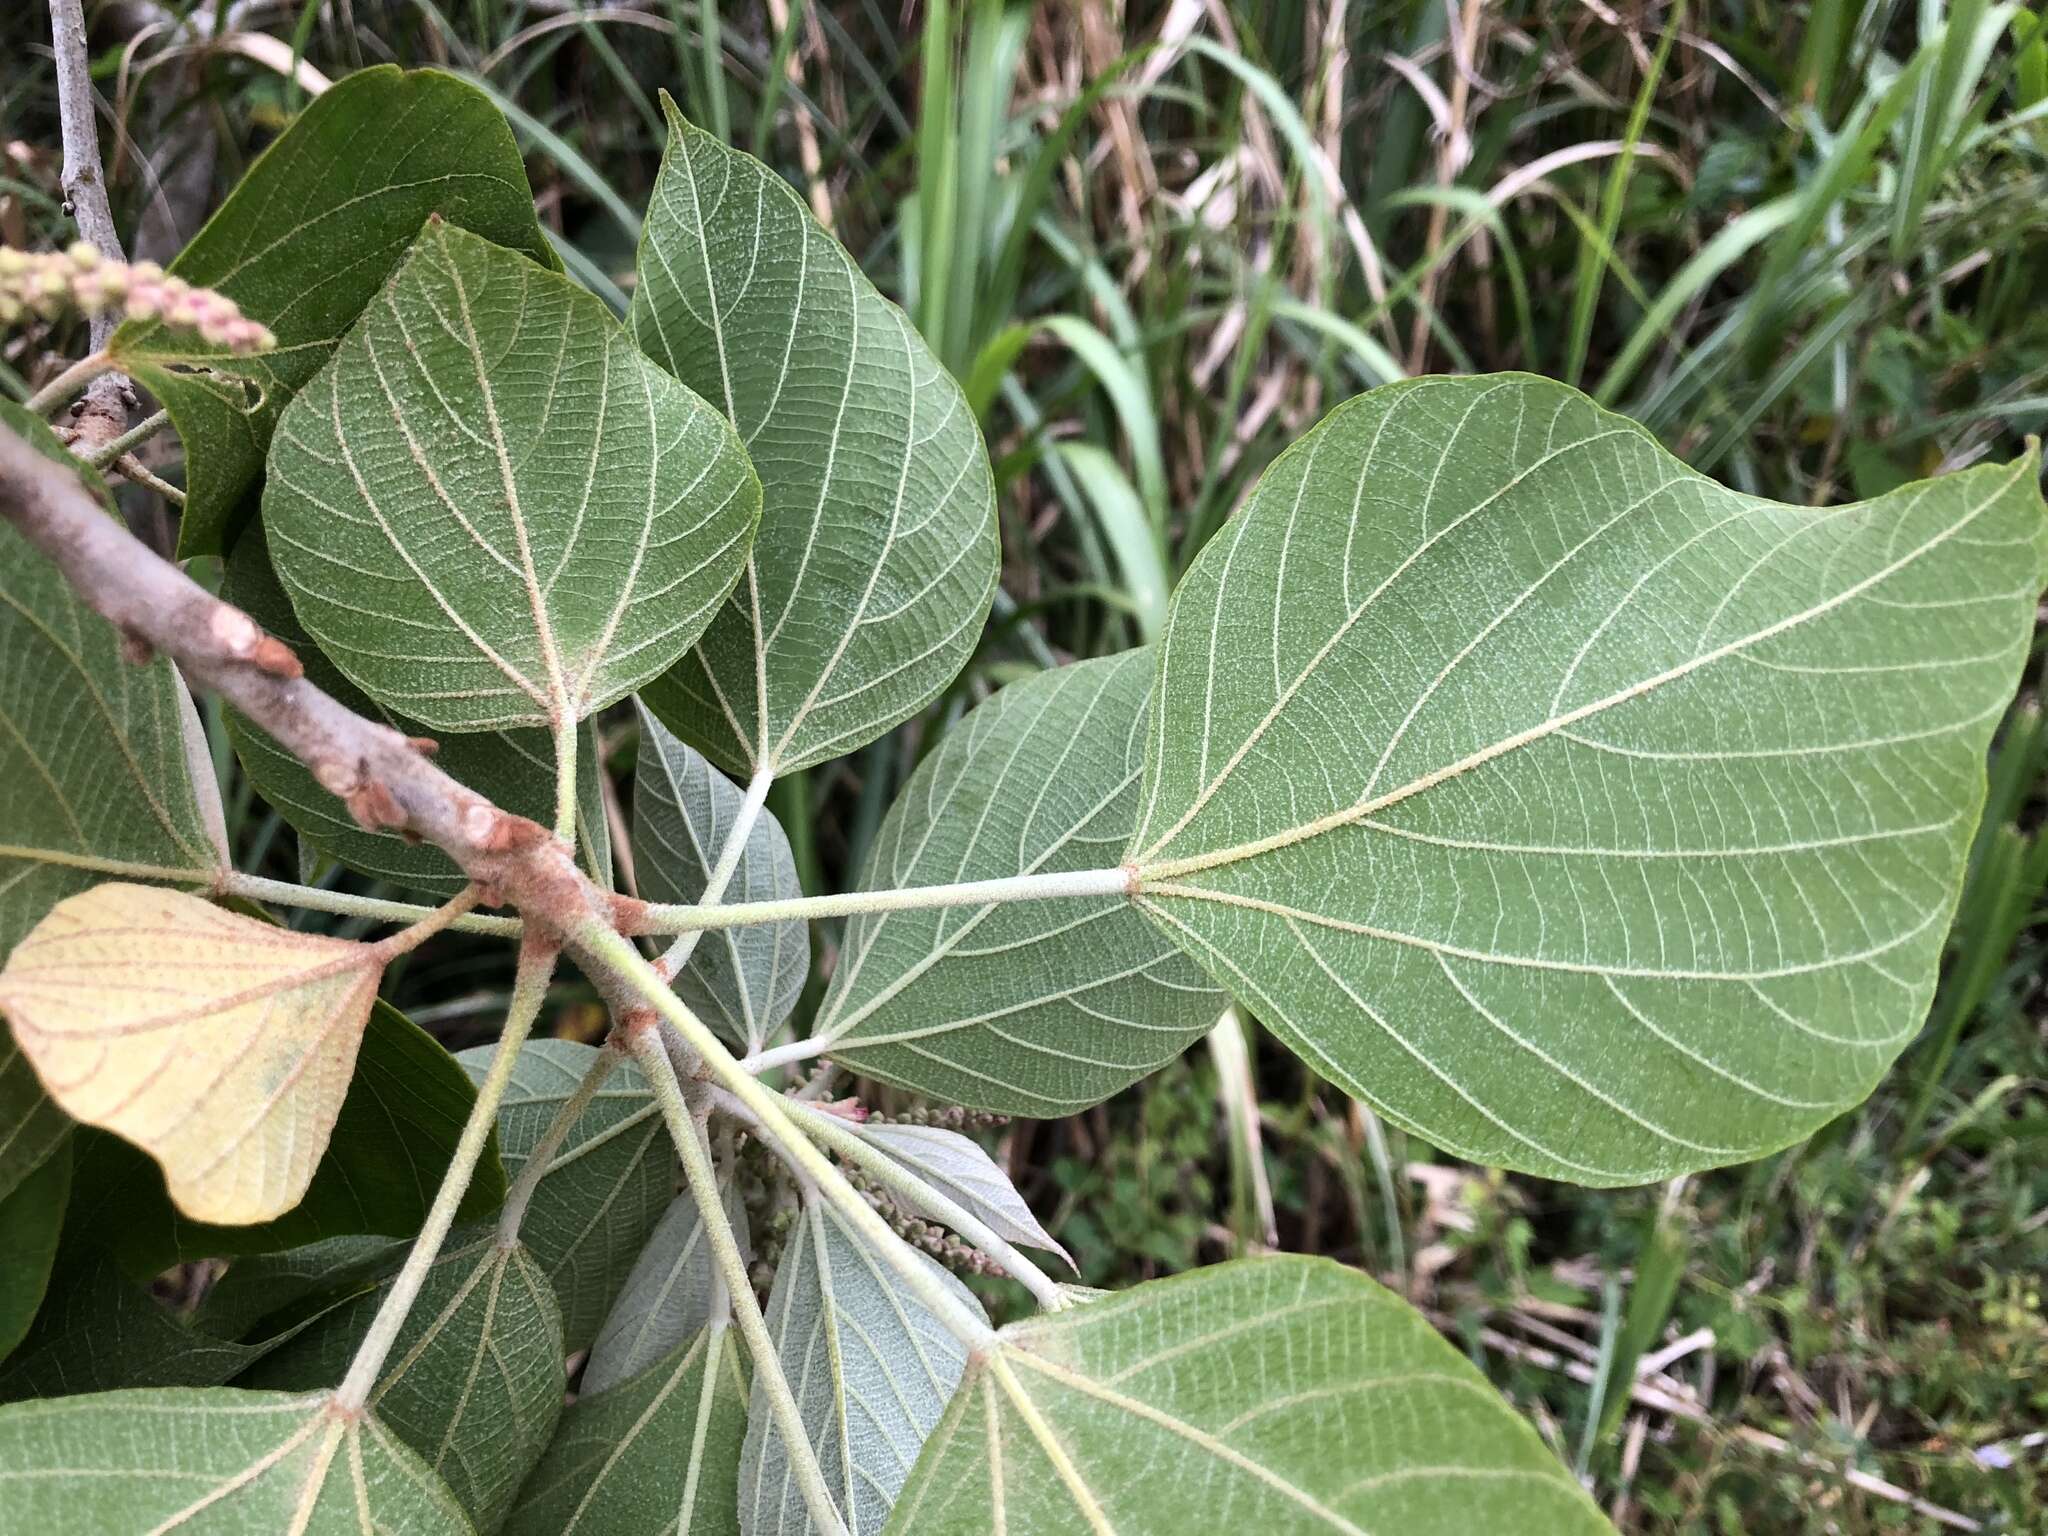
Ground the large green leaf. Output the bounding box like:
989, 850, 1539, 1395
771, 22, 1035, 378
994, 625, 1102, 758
0, 1388, 473, 1533
459, 1040, 677, 1350
224, 523, 611, 897
243, 1231, 565, 1533
0, 1140, 68, 1360
582, 1184, 741, 1398
1130, 375, 2048, 1185
632, 705, 806, 1052
266, 219, 761, 733
633, 101, 999, 777
740, 1198, 986, 1536
887, 1256, 1610, 1535
0, 405, 224, 961
61, 1001, 503, 1277
108, 65, 558, 556
507, 1321, 746, 1536
819, 653, 1221, 1113
0, 1025, 69, 1204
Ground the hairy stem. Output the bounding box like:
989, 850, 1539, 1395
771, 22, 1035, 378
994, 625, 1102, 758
654, 762, 774, 982
366, 885, 483, 962
495, 1042, 619, 1244
627, 1026, 851, 1536
24, 351, 114, 415
780, 1099, 1063, 1310
335, 936, 558, 1411
552, 715, 579, 845
223, 871, 524, 937
586, 920, 995, 1350
81, 408, 170, 469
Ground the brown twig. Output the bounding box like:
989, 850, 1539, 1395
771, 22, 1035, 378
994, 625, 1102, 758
0, 426, 612, 945
46, 0, 137, 454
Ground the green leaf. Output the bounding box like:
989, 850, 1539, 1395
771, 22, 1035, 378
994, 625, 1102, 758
224, 523, 611, 897
633, 101, 999, 777
632, 704, 806, 1052
582, 1185, 743, 1399
0, 1388, 473, 1533
0, 1247, 288, 1400
507, 1322, 746, 1536
887, 1256, 1611, 1535
831, 1118, 1069, 1265
0, 1024, 69, 1203
740, 1198, 986, 1536
107, 65, 559, 557
198, 1236, 407, 1345
265, 218, 761, 733
0, 1140, 68, 1360
62, 1001, 503, 1276
818, 652, 1221, 1114
242, 1231, 565, 1533
1130, 375, 2047, 1184
0, 403, 225, 961
459, 1040, 677, 1350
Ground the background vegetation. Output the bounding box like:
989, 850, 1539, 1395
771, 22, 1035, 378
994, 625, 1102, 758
3, 1, 2044, 1529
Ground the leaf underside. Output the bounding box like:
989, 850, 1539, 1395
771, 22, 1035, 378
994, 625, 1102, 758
265, 219, 760, 733
582, 1181, 744, 1399
0, 1388, 472, 1533
108, 65, 559, 556
1133, 373, 2048, 1184
458, 1040, 678, 1351
506, 1321, 747, 1536
0, 885, 382, 1225
820, 651, 1222, 1115
888, 1256, 1611, 1535
633, 102, 1000, 777
631, 706, 807, 1053
740, 1198, 986, 1536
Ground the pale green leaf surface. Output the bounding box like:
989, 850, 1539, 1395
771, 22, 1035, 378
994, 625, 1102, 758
224, 524, 611, 897
632, 704, 806, 1051
507, 1322, 746, 1536
108, 65, 558, 557
633, 103, 999, 776
838, 1120, 1069, 1265
266, 220, 760, 732
0, 406, 222, 962
887, 1256, 1610, 1536
1131, 374, 2047, 1184
0, 1388, 475, 1534
242, 1232, 564, 1532
582, 1181, 745, 1398
739, 1198, 986, 1536
457, 1041, 676, 1350
820, 653, 1221, 1114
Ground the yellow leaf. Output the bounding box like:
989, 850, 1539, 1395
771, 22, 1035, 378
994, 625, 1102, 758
0, 883, 385, 1224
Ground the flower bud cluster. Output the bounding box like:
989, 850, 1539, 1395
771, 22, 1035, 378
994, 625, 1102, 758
0, 243, 275, 354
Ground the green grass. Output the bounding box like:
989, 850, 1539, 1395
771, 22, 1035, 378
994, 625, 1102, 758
8, 2, 2047, 1529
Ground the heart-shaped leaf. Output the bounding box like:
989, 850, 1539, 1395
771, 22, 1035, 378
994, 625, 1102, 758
740, 1197, 986, 1536
0, 404, 225, 962
633, 102, 999, 776
0, 1388, 472, 1533
508, 1321, 747, 1536
888, 1256, 1611, 1535
632, 706, 806, 1052
107, 66, 559, 556
1131, 375, 2048, 1185
582, 1183, 744, 1398
266, 218, 761, 732
242, 1230, 566, 1533
223, 523, 611, 897
459, 1040, 678, 1350
818, 652, 1221, 1114
0, 885, 385, 1224
59, 1000, 503, 1277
